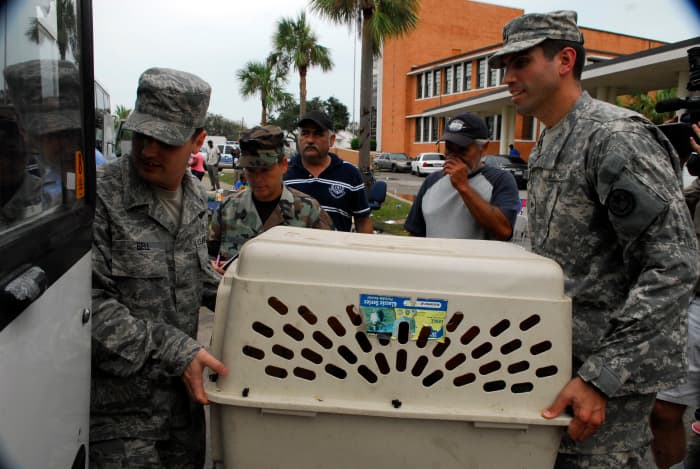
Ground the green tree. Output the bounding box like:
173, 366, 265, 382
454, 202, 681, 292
268, 99, 301, 134
305, 96, 349, 130
237, 57, 291, 125
204, 113, 246, 141
617, 88, 677, 124
114, 104, 132, 130
270, 95, 350, 134
114, 105, 131, 120
310, 0, 419, 189
273, 10, 333, 116
324, 96, 350, 130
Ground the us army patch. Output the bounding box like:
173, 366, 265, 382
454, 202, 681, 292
607, 189, 636, 217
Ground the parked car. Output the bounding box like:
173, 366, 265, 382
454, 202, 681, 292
374, 152, 412, 173
217, 143, 240, 169
411, 152, 445, 176
482, 154, 529, 190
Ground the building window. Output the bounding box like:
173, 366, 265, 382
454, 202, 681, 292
477, 59, 486, 88
454, 64, 462, 94
416, 74, 423, 99
425, 72, 433, 98
444, 66, 452, 94
415, 117, 439, 143
488, 66, 500, 87
464, 62, 472, 91
522, 116, 536, 141
433, 69, 440, 96
485, 115, 501, 140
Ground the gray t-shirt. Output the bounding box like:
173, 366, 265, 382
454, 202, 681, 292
404, 165, 520, 239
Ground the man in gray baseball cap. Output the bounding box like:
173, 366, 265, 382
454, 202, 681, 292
404, 112, 519, 240
490, 11, 698, 469
91, 67, 227, 468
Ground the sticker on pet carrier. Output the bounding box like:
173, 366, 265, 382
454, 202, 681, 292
359, 294, 447, 341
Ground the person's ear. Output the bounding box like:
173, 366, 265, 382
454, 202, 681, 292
329, 132, 336, 147
559, 47, 576, 76
193, 130, 207, 149
280, 157, 289, 173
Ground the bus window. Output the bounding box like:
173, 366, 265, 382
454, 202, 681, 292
1, 57, 86, 231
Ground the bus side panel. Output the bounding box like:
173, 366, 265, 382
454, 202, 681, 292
0, 253, 91, 469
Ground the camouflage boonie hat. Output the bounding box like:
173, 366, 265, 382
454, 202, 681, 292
488, 10, 584, 69
124, 67, 211, 146
4, 60, 81, 135
239, 125, 285, 168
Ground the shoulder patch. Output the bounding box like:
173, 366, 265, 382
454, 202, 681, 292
607, 189, 636, 217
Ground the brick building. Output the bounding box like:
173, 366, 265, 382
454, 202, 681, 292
376, 0, 668, 159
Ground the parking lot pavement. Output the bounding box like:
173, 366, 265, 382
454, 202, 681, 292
374, 171, 425, 200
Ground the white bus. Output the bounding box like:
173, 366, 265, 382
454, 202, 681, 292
95, 80, 115, 160
0, 0, 94, 467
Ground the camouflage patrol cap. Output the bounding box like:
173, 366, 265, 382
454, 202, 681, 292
238, 125, 285, 168
488, 10, 584, 69
124, 67, 211, 146
4, 60, 81, 135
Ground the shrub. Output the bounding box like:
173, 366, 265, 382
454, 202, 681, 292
349, 137, 376, 151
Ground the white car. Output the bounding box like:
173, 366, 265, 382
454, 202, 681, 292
411, 152, 445, 176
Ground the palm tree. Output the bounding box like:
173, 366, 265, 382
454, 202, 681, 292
114, 105, 131, 120
310, 0, 419, 189
273, 11, 333, 116
114, 105, 132, 130
237, 57, 291, 125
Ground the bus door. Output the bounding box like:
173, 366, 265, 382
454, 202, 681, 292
0, 0, 94, 467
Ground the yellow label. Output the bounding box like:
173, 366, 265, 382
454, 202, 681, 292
75, 150, 85, 199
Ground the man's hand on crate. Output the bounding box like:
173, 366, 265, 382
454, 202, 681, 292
183, 348, 228, 404
542, 377, 607, 441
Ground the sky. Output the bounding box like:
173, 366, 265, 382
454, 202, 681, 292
93, 0, 700, 128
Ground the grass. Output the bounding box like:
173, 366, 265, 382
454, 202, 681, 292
371, 194, 412, 236
218, 172, 236, 186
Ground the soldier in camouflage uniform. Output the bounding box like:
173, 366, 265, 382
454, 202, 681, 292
209, 125, 332, 269
490, 11, 699, 468
91, 67, 227, 468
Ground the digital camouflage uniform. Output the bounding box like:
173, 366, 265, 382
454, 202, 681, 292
90, 68, 219, 468
529, 92, 699, 466
209, 125, 333, 259
210, 185, 332, 259
489, 11, 700, 468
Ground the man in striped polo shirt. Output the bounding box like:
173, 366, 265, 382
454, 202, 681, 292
284, 110, 372, 233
